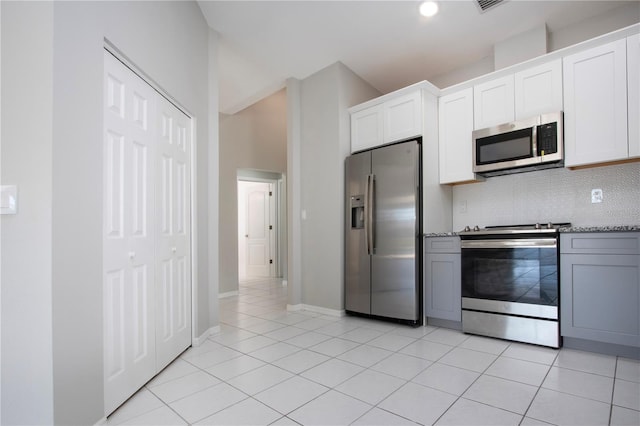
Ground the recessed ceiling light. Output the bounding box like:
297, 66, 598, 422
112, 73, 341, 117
419, 1, 439, 17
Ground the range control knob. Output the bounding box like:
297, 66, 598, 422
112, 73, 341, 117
463, 226, 471, 232
535, 223, 541, 229
473, 225, 480, 232
547, 222, 554, 229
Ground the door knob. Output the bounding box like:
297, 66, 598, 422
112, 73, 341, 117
172, 247, 177, 253
245, 234, 249, 238
128, 251, 136, 259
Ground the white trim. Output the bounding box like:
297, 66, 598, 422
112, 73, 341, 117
190, 117, 198, 346
192, 326, 220, 347
93, 416, 107, 426
219, 291, 239, 299
286, 303, 302, 312
287, 304, 346, 317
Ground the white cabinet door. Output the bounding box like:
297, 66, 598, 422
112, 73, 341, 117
563, 39, 628, 167
515, 59, 563, 119
628, 34, 640, 159
473, 75, 515, 130
384, 91, 422, 142
351, 104, 383, 153
438, 88, 477, 184
104, 52, 157, 414
155, 97, 192, 371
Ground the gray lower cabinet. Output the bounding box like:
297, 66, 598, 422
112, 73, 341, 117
560, 232, 640, 348
424, 236, 461, 322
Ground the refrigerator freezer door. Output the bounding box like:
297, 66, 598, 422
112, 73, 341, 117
371, 141, 420, 321
345, 151, 372, 315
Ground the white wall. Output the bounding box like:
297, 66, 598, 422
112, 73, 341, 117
298, 62, 380, 311
218, 89, 287, 294
1, 1, 217, 424
453, 163, 640, 231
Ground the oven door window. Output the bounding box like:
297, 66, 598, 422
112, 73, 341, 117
462, 246, 558, 306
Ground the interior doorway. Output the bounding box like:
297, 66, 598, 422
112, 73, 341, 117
237, 170, 284, 282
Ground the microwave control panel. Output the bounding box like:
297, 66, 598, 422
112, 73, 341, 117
537, 122, 558, 156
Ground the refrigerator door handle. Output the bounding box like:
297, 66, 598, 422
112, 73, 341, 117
365, 173, 375, 255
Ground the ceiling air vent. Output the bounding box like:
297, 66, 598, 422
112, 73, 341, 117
476, 0, 505, 13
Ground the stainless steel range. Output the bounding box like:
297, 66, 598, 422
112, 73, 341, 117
459, 223, 569, 348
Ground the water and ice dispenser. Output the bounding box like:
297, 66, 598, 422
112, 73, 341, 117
350, 195, 364, 229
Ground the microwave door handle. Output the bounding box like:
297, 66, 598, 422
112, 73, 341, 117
532, 125, 538, 157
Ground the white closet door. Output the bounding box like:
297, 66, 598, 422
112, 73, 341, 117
103, 52, 157, 414
155, 97, 192, 371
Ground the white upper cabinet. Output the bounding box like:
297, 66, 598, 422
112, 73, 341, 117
563, 39, 629, 167
514, 59, 563, 119
473, 75, 515, 130
628, 34, 640, 158
351, 104, 383, 153
350, 90, 423, 153
383, 91, 423, 143
438, 88, 480, 184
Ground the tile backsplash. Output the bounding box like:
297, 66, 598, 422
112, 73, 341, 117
452, 162, 640, 231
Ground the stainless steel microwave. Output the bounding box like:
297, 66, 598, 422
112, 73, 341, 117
472, 112, 563, 176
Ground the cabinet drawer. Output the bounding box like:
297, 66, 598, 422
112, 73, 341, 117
560, 233, 640, 255
425, 236, 460, 254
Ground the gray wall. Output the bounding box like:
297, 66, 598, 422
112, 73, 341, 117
298, 63, 380, 311
1, 3, 55, 424
1, 1, 217, 424
549, 2, 640, 51
453, 163, 640, 231
219, 89, 287, 294
430, 2, 640, 89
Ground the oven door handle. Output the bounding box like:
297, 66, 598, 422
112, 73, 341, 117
461, 238, 557, 249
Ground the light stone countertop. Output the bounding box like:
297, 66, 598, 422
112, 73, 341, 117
559, 225, 640, 233
425, 225, 640, 237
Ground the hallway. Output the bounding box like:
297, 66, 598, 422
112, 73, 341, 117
106, 278, 640, 425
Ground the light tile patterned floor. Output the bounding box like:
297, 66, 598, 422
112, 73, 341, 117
107, 278, 640, 425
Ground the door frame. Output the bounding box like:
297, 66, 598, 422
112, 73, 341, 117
103, 41, 199, 348
237, 169, 284, 280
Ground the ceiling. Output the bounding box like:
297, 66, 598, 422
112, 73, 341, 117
198, 1, 637, 114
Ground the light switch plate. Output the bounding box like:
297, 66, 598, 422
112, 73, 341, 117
0, 185, 18, 214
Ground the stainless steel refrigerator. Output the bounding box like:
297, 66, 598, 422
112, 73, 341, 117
345, 139, 422, 325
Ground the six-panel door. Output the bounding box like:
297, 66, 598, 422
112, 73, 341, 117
103, 51, 192, 415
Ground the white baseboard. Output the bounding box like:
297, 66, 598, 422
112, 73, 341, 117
192, 325, 220, 347
218, 290, 239, 299
287, 303, 345, 317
